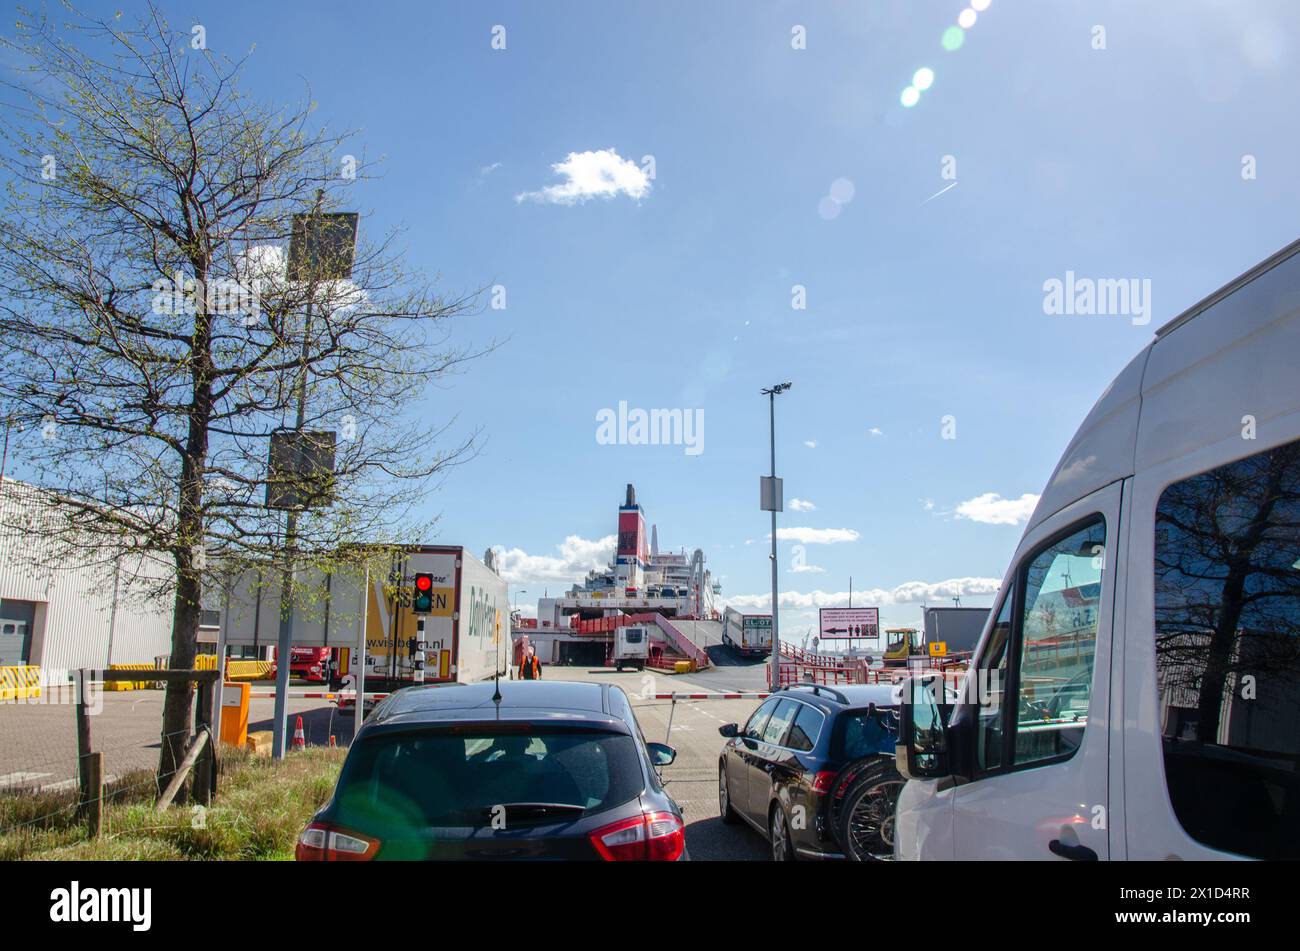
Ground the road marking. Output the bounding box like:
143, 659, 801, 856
0, 771, 51, 786
40, 774, 118, 792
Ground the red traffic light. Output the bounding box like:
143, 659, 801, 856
415, 575, 432, 591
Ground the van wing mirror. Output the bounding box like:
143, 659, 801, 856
895, 676, 953, 780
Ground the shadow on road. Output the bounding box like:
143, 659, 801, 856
704, 645, 769, 668
249, 704, 354, 748
684, 814, 770, 861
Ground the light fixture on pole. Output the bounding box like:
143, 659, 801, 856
268, 191, 359, 759
760, 382, 792, 690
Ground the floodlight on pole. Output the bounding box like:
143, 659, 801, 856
270, 190, 360, 759
760, 382, 792, 690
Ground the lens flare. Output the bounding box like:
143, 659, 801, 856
900, 85, 921, 107
941, 26, 965, 51
958, 8, 977, 28
913, 67, 935, 91
972, 0, 991, 10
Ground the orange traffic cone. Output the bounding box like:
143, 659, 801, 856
291, 715, 306, 751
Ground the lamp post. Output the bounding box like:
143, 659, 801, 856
269, 192, 359, 758
760, 382, 791, 690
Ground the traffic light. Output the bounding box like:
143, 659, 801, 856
413, 572, 434, 613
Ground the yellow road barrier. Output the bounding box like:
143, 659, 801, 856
225, 660, 273, 681
0, 665, 42, 701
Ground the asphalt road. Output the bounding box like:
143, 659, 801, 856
1, 666, 775, 859
547, 665, 771, 861
0, 683, 342, 794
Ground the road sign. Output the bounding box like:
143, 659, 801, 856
818, 607, 879, 641
929, 641, 948, 657
760, 476, 783, 512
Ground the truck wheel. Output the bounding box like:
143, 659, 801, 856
834, 758, 905, 861
718, 765, 740, 825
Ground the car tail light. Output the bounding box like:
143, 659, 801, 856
295, 822, 380, 861
589, 811, 685, 861
811, 770, 839, 795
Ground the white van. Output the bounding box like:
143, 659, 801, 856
894, 239, 1300, 861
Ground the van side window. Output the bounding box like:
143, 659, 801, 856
1154, 439, 1300, 860
1012, 518, 1105, 767
976, 591, 1014, 772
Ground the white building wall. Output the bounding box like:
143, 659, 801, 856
0, 481, 175, 673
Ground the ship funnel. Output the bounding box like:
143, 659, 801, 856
625, 483, 636, 506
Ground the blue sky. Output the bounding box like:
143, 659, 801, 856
23, 1, 1300, 637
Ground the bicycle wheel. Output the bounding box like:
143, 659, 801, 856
835, 758, 906, 861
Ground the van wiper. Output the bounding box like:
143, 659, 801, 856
483, 802, 587, 822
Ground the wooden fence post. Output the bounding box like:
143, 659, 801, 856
193, 679, 216, 806
85, 751, 104, 838
73, 669, 93, 825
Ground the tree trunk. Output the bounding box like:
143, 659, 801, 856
159, 550, 201, 797
158, 268, 214, 796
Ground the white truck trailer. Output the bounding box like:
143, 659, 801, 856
351, 545, 510, 690
722, 606, 773, 658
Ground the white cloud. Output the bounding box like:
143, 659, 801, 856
868, 427, 883, 437
954, 492, 1040, 526
788, 498, 816, 512
491, 534, 616, 585
478, 161, 502, 180
724, 576, 1001, 612
515, 149, 650, 205
789, 564, 825, 573
804, 440, 817, 449
774, 526, 859, 545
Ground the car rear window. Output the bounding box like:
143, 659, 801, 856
833, 708, 900, 759
334, 729, 644, 829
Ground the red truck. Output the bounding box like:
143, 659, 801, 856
271, 646, 334, 684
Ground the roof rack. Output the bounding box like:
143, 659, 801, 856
1155, 235, 1300, 339
779, 683, 850, 705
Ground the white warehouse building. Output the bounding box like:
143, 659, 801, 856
0, 480, 175, 674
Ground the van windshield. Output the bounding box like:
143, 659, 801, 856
334, 729, 644, 830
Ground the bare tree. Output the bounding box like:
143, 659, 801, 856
1154, 441, 1300, 742
0, 4, 490, 788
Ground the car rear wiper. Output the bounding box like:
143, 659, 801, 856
482, 802, 587, 822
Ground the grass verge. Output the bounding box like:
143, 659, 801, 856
0, 746, 343, 861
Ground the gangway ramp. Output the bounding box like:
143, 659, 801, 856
652, 616, 715, 669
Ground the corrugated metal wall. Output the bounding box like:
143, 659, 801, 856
0, 481, 175, 672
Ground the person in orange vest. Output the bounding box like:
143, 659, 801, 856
519, 647, 542, 680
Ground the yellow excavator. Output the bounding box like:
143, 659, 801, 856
882, 627, 921, 665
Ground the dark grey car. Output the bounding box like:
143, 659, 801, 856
298, 680, 687, 861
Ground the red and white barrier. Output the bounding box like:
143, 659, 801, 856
652, 692, 769, 700
246, 691, 390, 701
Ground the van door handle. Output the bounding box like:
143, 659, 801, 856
1048, 838, 1098, 861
